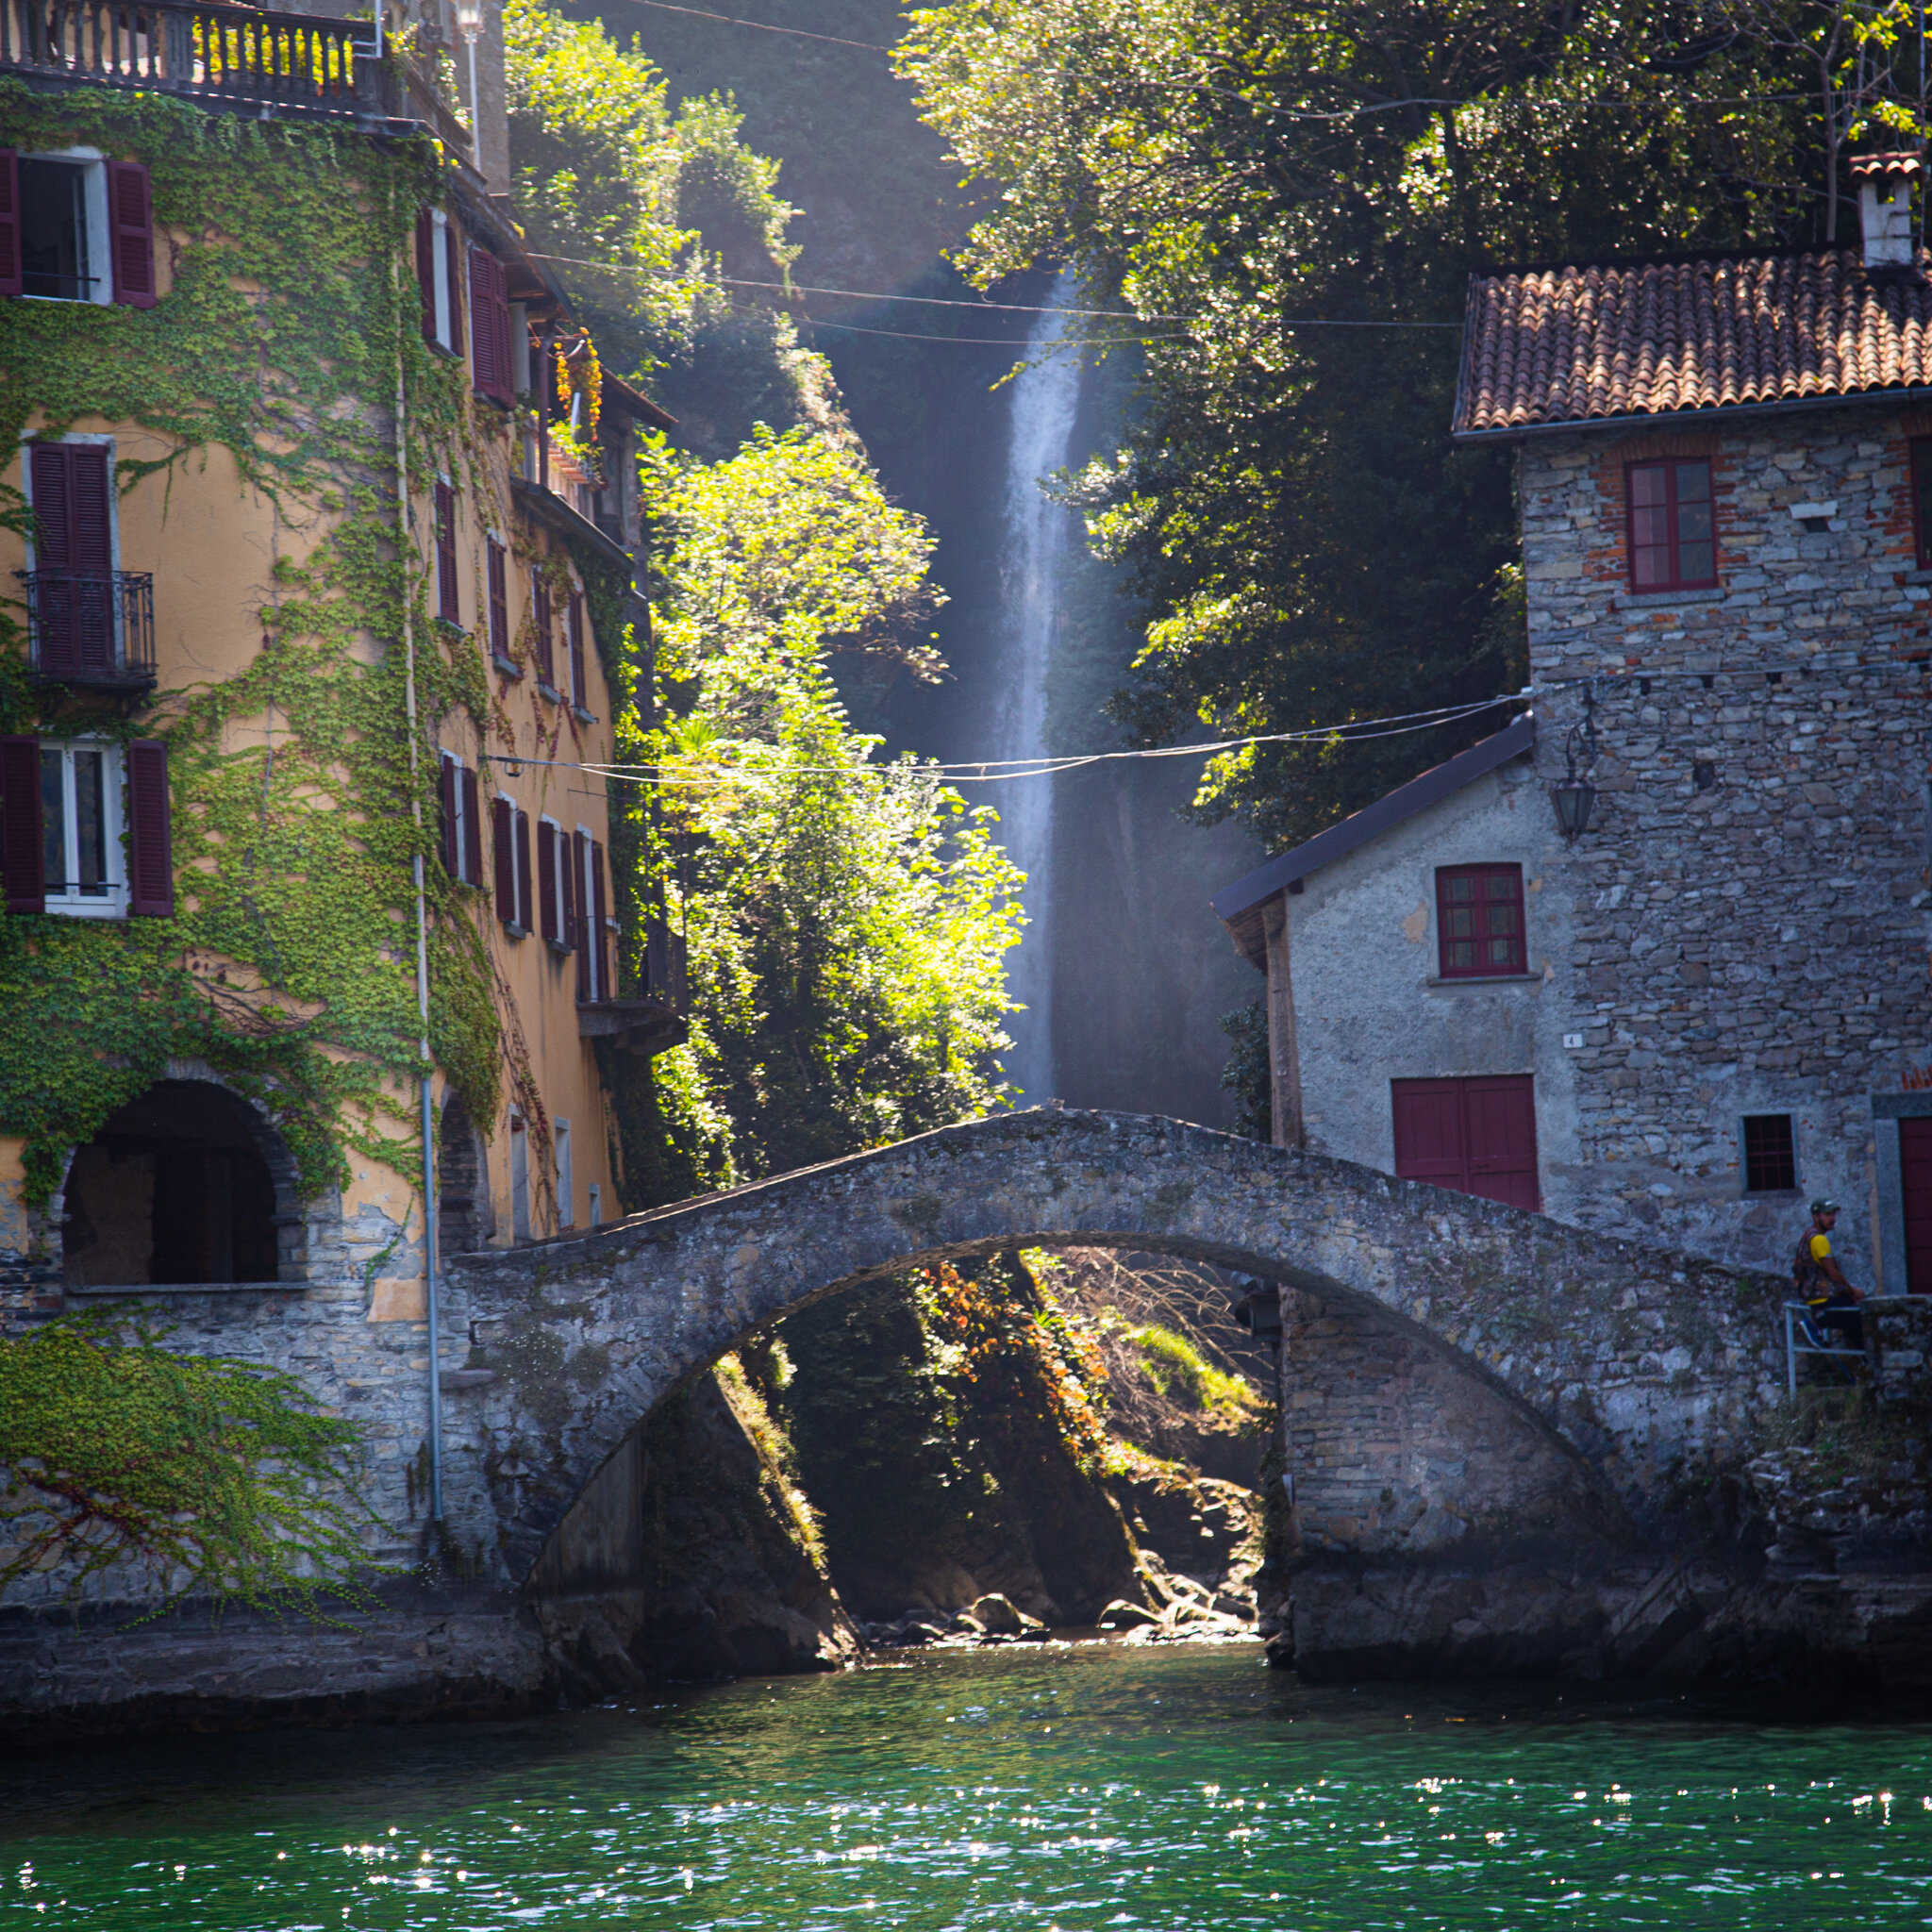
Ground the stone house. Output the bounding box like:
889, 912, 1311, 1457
1214, 163, 1932, 1288
0, 0, 683, 1546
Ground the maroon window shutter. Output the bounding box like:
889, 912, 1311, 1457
572, 829, 590, 997
438, 755, 458, 875
415, 210, 437, 345
0, 151, 21, 299
538, 820, 558, 942
108, 161, 156, 309
487, 540, 508, 661
591, 840, 608, 1002
468, 248, 493, 394
567, 593, 586, 708
30, 444, 111, 676
435, 482, 459, 623
560, 823, 577, 953
0, 735, 44, 914
493, 793, 516, 923
29, 443, 73, 568
444, 222, 463, 358
514, 808, 533, 932
459, 764, 481, 885
70, 446, 110, 576
125, 740, 175, 916
532, 575, 553, 687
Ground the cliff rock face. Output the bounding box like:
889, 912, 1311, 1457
530, 1360, 860, 1694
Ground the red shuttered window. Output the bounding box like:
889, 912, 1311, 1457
566, 592, 587, 710
0, 735, 44, 913
486, 538, 511, 669
538, 817, 559, 944
492, 794, 518, 924
1625, 458, 1716, 591
108, 161, 155, 308
434, 481, 460, 624
439, 753, 461, 877
1436, 863, 1526, 978
573, 829, 591, 1001
532, 574, 555, 691
125, 739, 173, 916
467, 247, 513, 405
28, 442, 114, 677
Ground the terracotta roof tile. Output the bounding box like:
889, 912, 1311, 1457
1452, 250, 1932, 435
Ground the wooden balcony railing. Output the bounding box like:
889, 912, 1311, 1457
1, 0, 389, 119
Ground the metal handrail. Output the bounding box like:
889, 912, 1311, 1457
1, 0, 390, 117
16, 570, 157, 688
1782, 1299, 1862, 1393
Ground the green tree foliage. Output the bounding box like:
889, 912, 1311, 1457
626, 428, 1022, 1185
0, 1315, 375, 1616
896, 0, 1856, 849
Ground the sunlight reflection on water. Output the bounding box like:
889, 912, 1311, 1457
4, 1642, 1931, 1929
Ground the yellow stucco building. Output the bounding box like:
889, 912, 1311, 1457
0, 0, 680, 1358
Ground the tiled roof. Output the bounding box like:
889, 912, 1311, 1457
1453, 250, 1932, 437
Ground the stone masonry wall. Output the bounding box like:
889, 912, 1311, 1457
1518, 404, 1932, 1279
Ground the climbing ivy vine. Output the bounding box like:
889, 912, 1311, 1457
0, 79, 506, 1210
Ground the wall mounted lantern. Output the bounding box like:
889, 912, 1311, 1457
1550, 686, 1598, 840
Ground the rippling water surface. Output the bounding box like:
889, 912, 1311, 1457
5, 1642, 1931, 1929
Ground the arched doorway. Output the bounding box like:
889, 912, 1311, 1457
60, 1080, 294, 1287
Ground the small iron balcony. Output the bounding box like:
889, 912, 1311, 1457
17, 571, 158, 691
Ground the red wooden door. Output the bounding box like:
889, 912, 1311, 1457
1899, 1118, 1932, 1293
1392, 1075, 1540, 1211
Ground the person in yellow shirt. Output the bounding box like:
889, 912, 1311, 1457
1795, 1197, 1864, 1349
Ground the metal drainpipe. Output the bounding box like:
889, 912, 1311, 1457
393, 232, 444, 1524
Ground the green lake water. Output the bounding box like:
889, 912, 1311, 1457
5, 1641, 1931, 1929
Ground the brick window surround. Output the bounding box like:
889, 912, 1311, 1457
1909, 437, 1932, 568
1436, 863, 1526, 977
1742, 1112, 1797, 1192
1626, 457, 1717, 591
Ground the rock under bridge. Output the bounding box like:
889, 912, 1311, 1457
441, 1108, 1785, 1590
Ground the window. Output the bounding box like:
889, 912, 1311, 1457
1910, 439, 1932, 568
575, 830, 610, 1002
1742, 1113, 1797, 1192
27, 441, 114, 677
587, 1181, 602, 1229
439, 751, 482, 886
492, 793, 533, 934
1391, 1074, 1539, 1211
555, 1119, 573, 1229
532, 573, 556, 692
567, 591, 588, 712
434, 480, 460, 625
1626, 458, 1716, 591
486, 538, 513, 671
536, 815, 575, 950
414, 208, 461, 355
508, 1108, 530, 1242
1436, 864, 1526, 977
0, 735, 173, 918
467, 246, 513, 406
0, 150, 152, 307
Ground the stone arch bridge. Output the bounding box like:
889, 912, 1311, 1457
440, 1108, 1784, 1589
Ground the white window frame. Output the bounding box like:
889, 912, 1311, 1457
587, 1181, 602, 1229
18, 148, 111, 308
40, 737, 128, 918
428, 208, 456, 353
441, 749, 473, 882
555, 1118, 573, 1229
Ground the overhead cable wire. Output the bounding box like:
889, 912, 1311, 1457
615, 0, 1807, 118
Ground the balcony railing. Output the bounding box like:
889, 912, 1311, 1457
1, 0, 390, 120
17, 571, 158, 690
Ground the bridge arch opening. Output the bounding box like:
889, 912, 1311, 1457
59, 1079, 302, 1288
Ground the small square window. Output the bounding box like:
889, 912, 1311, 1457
1436, 864, 1526, 977
1742, 1113, 1796, 1192
1625, 458, 1716, 592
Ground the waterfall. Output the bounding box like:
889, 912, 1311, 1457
991, 272, 1082, 1104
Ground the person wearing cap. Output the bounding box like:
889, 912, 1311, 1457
1794, 1198, 1863, 1349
